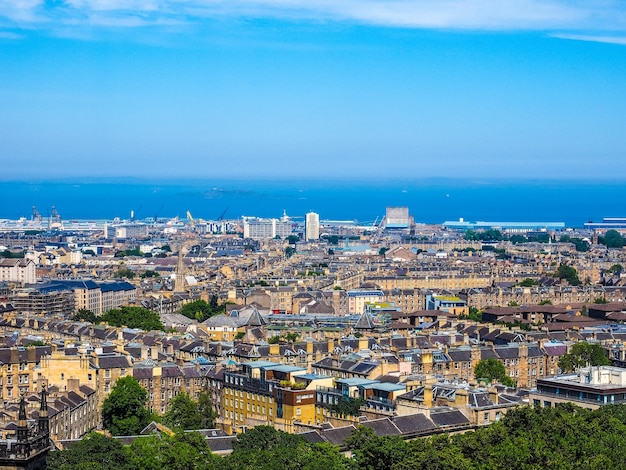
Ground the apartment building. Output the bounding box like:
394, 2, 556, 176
0, 346, 52, 401
0, 258, 36, 285
221, 361, 332, 434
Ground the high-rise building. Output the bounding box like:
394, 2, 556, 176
243, 217, 294, 240
305, 212, 320, 241
385, 206, 411, 229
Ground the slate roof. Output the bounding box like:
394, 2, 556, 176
206, 436, 237, 453
392, 414, 437, 434
361, 418, 402, 436
322, 425, 356, 446
430, 409, 471, 427
299, 430, 326, 444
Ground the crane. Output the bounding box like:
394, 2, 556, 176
31, 206, 42, 222
186, 210, 195, 228
154, 204, 164, 223
218, 206, 229, 221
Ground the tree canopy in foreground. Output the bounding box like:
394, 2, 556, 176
48, 405, 626, 469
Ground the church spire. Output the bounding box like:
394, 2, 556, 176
17, 394, 28, 442
38, 384, 49, 436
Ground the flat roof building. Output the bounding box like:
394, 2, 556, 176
530, 365, 626, 410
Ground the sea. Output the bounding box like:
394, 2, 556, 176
1, 178, 625, 228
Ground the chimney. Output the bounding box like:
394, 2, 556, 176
67, 377, 80, 392
11, 348, 19, 365
488, 386, 499, 404
423, 380, 435, 407
27, 346, 37, 363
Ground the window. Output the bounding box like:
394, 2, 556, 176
296, 408, 301, 416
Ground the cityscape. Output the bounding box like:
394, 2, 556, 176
3, 0, 626, 467
2, 203, 626, 467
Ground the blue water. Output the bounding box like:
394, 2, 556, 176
1, 178, 625, 227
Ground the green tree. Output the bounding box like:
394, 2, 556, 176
324, 235, 340, 245
558, 342, 610, 372
0, 249, 25, 258
72, 308, 98, 323
345, 425, 410, 470
114, 267, 135, 279
179, 300, 212, 321
234, 426, 301, 451
102, 376, 153, 436
127, 431, 218, 470
600, 229, 625, 248
464, 306, 483, 322
474, 358, 515, 386
326, 397, 365, 417
285, 246, 296, 258
571, 237, 590, 252
225, 426, 351, 470
161, 391, 216, 431
163, 392, 203, 430
518, 278, 539, 287
509, 235, 528, 244
555, 264, 581, 286
482, 229, 503, 241
609, 264, 624, 275
197, 391, 218, 429
47, 432, 132, 470
287, 235, 300, 244
464, 230, 480, 241
538, 299, 553, 305
100, 306, 164, 331
140, 270, 161, 278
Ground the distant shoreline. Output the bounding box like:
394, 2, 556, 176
1, 178, 624, 227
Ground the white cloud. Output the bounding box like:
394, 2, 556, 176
552, 33, 626, 46
0, 0, 625, 35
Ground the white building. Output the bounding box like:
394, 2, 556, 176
305, 212, 320, 241
0, 258, 36, 284
385, 206, 411, 229
243, 217, 294, 240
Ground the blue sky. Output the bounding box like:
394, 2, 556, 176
1, 1, 626, 180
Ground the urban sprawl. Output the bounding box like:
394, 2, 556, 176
3, 206, 626, 466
